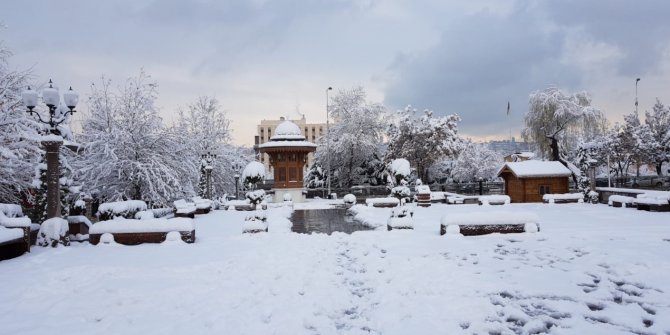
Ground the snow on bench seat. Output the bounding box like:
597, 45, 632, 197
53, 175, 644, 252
89, 218, 195, 245
440, 210, 540, 236
478, 195, 510, 206
543, 193, 584, 204
608, 195, 635, 208
634, 196, 670, 212
0, 226, 30, 261
173, 199, 197, 218
366, 197, 400, 208
191, 197, 212, 214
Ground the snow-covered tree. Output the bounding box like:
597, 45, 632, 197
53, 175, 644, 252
451, 142, 502, 182
645, 99, 670, 175
386, 106, 462, 182
314, 87, 387, 188
0, 39, 42, 203
522, 87, 607, 165
75, 71, 196, 206
242, 161, 265, 190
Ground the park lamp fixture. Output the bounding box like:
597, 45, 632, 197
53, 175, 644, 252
21, 79, 79, 132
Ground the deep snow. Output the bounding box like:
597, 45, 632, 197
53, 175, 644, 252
1, 201, 669, 334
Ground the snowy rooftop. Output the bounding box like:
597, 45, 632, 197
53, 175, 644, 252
270, 121, 305, 141
497, 160, 572, 178
258, 140, 317, 149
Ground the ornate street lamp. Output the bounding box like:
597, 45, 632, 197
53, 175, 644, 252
21, 80, 79, 220
201, 151, 217, 199
233, 162, 243, 199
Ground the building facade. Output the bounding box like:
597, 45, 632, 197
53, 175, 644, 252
254, 116, 326, 176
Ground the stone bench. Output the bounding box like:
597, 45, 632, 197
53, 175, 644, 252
365, 198, 400, 208
173, 199, 197, 218
89, 218, 195, 245
542, 193, 584, 204
478, 195, 510, 206
0, 226, 30, 261
608, 195, 636, 208
634, 198, 670, 212
440, 211, 540, 236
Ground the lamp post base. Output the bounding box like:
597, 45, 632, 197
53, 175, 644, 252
43, 140, 62, 220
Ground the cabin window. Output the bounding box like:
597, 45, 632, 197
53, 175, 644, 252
539, 185, 551, 195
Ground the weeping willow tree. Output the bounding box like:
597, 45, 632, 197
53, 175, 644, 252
522, 87, 608, 165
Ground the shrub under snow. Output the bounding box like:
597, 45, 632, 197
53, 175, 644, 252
343, 194, 356, 204
37, 218, 70, 247
98, 200, 148, 221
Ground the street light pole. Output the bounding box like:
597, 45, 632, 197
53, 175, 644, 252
635, 78, 640, 114
22, 80, 79, 220
326, 86, 332, 199
201, 151, 216, 199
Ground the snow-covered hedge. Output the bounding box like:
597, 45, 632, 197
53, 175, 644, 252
174, 199, 197, 214
191, 197, 212, 210
37, 217, 70, 247
365, 197, 400, 207
90, 218, 194, 234
542, 193, 584, 203
97, 200, 148, 221
391, 186, 411, 201
441, 211, 540, 226
246, 190, 266, 205
387, 208, 414, 230
134, 210, 155, 220
243, 211, 268, 233
242, 161, 265, 188
608, 195, 635, 207
152, 207, 174, 218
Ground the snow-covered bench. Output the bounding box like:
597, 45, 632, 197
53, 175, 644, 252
542, 193, 584, 204
224, 200, 255, 211
430, 192, 447, 203
634, 196, 670, 212
607, 195, 636, 208
440, 211, 540, 236
191, 197, 212, 214
173, 199, 197, 218
0, 225, 29, 261
365, 197, 400, 208
89, 218, 195, 245
0, 204, 40, 245
478, 195, 510, 206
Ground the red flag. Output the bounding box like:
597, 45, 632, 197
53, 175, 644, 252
507, 101, 510, 116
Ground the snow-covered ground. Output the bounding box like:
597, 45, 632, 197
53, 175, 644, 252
1, 201, 669, 334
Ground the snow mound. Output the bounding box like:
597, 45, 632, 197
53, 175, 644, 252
0, 226, 23, 243
99, 233, 115, 245
0, 211, 31, 228
135, 210, 155, 220
37, 217, 70, 247
98, 200, 148, 219
90, 218, 195, 234
416, 185, 431, 194
343, 194, 356, 204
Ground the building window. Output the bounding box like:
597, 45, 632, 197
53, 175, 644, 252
539, 185, 551, 195
289, 167, 297, 182
277, 167, 286, 182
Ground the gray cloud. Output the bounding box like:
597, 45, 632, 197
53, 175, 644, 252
383, 0, 670, 138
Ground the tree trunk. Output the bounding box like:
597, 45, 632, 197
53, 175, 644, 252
548, 136, 560, 161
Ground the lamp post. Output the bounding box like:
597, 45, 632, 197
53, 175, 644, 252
201, 151, 216, 199
326, 86, 332, 199
21, 80, 79, 220
233, 162, 243, 199
478, 177, 484, 196
635, 78, 640, 113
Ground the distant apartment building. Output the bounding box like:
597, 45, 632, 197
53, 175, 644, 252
254, 115, 326, 175
487, 138, 535, 155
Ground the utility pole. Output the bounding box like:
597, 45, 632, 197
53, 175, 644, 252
326, 87, 332, 199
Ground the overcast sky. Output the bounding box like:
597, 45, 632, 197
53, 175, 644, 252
3, 0, 670, 145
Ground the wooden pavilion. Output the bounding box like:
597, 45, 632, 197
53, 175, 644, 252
497, 160, 572, 203
258, 120, 316, 202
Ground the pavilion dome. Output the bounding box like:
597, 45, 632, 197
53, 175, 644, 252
271, 120, 305, 140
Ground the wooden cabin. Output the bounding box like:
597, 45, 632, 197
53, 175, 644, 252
497, 161, 572, 203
